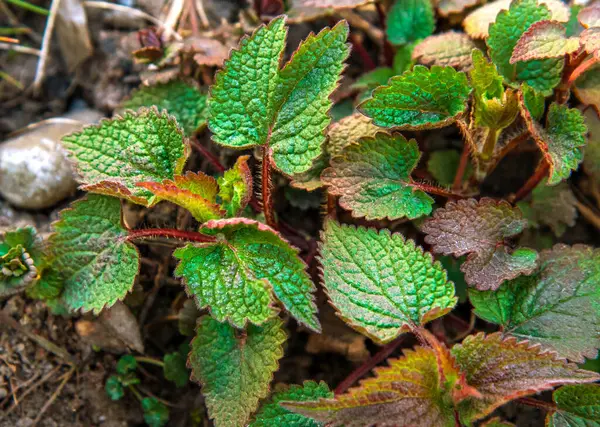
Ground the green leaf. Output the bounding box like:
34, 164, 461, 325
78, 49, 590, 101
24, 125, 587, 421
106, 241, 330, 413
249, 381, 333, 427
452, 333, 600, 424
208, 17, 349, 175
120, 80, 208, 136
412, 32, 477, 70
510, 20, 580, 64
393, 43, 416, 74
142, 397, 170, 427
1, 226, 42, 296
49, 195, 140, 313
105, 375, 124, 401
520, 82, 546, 121
137, 171, 224, 222
174, 218, 319, 331
62, 108, 190, 206
217, 155, 253, 216
549, 384, 600, 426
520, 102, 587, 185
116, 354, 137, 375
319, 220, 457, 343
351, 67, 395, 91
583, 109, 600, 180
386, 0, 435, 45
359, 65, 471, 130
422, 198, 538, 291
427, 150, 472, 187
163, 351, 189, 388
516, 182, 577, 236
487, 0, 564, 94
469, 244, 600, 362
322, 132, 434, 220
189, 316, 286, 427
26, 267, 63, 300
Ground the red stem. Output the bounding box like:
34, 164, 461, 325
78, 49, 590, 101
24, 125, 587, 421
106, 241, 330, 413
567, 55, 599, 86
190, 140, 226, 173
375, 2, 394, 67
261, 146, 277, 229
334, 336, 406, 395
411, 181, 465, 199
513, 161, 549, 202
452, 144, 470, 191
127, 228, 216, 243
517, 397, 557, 412
349, 32, 376, 71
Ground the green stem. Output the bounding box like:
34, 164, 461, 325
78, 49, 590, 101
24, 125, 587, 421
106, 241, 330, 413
134, 356, 165, 368
5, 0, 49, 15
481, 128, 499, 160
128, 384, 144, 402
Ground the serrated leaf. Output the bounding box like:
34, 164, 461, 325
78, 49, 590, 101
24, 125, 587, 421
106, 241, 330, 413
437, 0, 481, 17
284, 344, 464, 427
427, 150, 473, 187
116, 354, 137, 375
174, 218, 319, 331
412, 32, 477, 70
322, 132, 433, 220
142, 397, 169, 427
422, 198, 538, 290
487, 0, 565, 94
188, 316, 286, 427
138, 171, 224, 222
1, 226, 42, 296
464, 0, 570, 39
217, 155, 253, 216
62, 108, 190, 206
49, 195, 140, 313
386, 0, 435, 45
105, 375, 124, 401
26, 267, 63, 300
208, 17, 349, 175
579, 4, 600, 29
359, 65, 471, 130
510, 20, 580, 64
452, 333, 600, 424
319, 220, 457, 343
249, 381, 332, 427
584, 108, 600, 180
516, 182, 577, 236
469, 244, 600, 362
520, 101, 587, 185
581, 27, 600, 55
574, 64, 600, 113
549, 384, 600, 426
520, 82, 546, 121
120, 80, 207, 136
163, 351, 189, 388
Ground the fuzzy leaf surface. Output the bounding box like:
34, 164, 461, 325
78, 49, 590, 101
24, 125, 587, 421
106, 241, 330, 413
319, 220, 456, 343
386, 0, 435, 45
188, 316, 286, 427
469, 244, 600, 362
137, 172, 224, 222
412, 32, 476, 70
487, 0, 564, 94
284, 346, 460, 427
61, 108, 189, 206
322, 132, 433, 220
120, 80, 207, 136
510, 20, 580, 64
422, 198, 538, 290
208, 17, 349, 175
250, 381, 332, 427
174, 218, 319, 331
359, 65, 471, 129
50, 195, 140, 313
452, 333, 600, 424
517, 183, 577, 236
464, 0, 570, 39
217, 156, 253, 216
0, 226, 42, 295
549, 384, 600, 426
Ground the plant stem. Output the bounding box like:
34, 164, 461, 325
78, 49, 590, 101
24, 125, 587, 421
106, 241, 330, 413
5, 0, 48, 15
452, 143, 471, 191
134, 356, 165, 367
190, 140, 226, 173
517, 396, 557, 412
127, 228, 216, 243
411, 181, 465, 199
349, 32, 376, 71
334, 335, 406, 395
128, 384, 144, 402
575, 200, 600, 231
375, 2, 394, 67
261, 146, 277, 229
512, 161, 549, 202
567, 55, 599, 86
481, 128, 499, 160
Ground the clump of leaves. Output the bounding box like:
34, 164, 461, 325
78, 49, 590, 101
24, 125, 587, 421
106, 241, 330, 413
5, 3, 600, 427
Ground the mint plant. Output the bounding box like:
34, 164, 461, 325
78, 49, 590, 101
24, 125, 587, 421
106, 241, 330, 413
3, 2, 600, 426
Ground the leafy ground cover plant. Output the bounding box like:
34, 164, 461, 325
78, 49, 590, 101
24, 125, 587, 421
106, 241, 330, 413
3, 0, 600, 426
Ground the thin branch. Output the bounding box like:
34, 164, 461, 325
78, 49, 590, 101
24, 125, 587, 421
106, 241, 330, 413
190, 140, 226, 173
127, 228, 216, 243
512, 161, 549, 202
410, 180, 466, 199
452, 143, 471, 191
517, 396, 557, 412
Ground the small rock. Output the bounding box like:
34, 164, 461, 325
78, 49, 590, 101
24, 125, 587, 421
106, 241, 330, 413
0, 110, 103, 210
